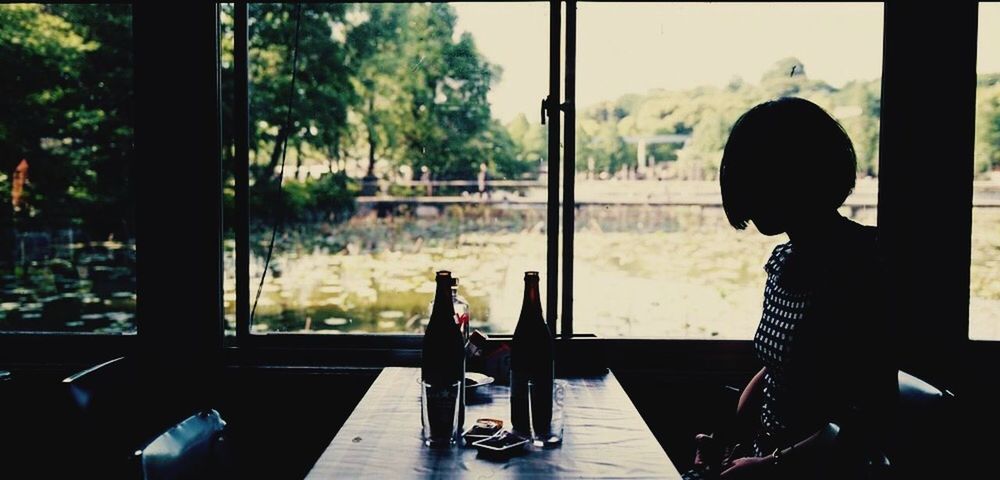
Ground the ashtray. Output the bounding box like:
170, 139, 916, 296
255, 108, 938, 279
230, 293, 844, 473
471, 430, 530, 458
465, 372, 495, 391
462, 418, 504, 445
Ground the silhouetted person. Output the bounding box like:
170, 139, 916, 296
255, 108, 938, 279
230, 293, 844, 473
685, 97, 896, 480
477, 162, 490, 200
420, 165, 433, 196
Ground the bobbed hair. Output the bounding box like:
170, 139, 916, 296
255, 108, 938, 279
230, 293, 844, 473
719, 97, 857, 230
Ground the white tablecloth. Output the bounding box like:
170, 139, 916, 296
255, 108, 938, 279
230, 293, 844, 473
306, 367, 682, 479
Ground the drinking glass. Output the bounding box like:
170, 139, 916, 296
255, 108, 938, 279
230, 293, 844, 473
527, 379, 566, 447
420, 379, 462, 447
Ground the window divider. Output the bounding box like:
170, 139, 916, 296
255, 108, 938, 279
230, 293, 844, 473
561, 0, 577, 338
546, 0, 562, 337
234, 3, 251, 341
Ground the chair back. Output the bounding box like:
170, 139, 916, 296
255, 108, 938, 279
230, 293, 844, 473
135, 409, 227, 480
887, 370, 955, 478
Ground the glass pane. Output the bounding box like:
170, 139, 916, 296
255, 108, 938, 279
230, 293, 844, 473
0, 4, 136, 333
971, 2, 1000, 341
232, 3, 548, 334
574, 3, 883, 337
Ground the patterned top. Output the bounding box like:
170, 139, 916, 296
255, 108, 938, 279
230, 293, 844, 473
752, 242, 815, 456
682, 218, 893, 480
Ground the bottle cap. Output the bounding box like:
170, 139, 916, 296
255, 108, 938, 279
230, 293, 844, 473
524, 271, 539, 279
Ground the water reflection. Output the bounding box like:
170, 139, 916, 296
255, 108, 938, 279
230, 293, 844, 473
0, 233, 136, 333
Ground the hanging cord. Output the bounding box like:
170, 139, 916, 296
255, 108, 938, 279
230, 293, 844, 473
251, 3, 303, 325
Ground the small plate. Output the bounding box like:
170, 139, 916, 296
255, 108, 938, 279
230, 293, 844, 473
465, 372, 495, 390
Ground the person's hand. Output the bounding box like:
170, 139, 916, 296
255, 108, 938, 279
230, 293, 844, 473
692, 433, 721, 468
719, 456, 774, 479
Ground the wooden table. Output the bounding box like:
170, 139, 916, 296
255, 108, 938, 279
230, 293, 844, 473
306, 367, 682, 479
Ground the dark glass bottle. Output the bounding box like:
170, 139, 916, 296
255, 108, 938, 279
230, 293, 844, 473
421, 271, 466, 440
510, 271, 554, 436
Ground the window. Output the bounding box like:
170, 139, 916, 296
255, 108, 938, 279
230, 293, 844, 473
223, 3, 549, 334
0, 4, 135, 334
971, 2, 1000, 341
573, 3, 883, 337
224, 2, 888, 339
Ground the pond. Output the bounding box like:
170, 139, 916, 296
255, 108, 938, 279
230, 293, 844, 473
1, 203, 995, 339
0, 238, 136, 333
228, 203, 891, 338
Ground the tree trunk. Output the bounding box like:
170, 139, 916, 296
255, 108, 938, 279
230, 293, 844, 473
328, 144, 338, 173
362, 95, 379, 195
265, 125, 290, 183
366, 95, 377, 178
294, 142, 302, 180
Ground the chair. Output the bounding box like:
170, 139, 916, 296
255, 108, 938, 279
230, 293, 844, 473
837, 370, 955, 479
133, 409, 227, 480
61, 356, 227, 478
881, 370, 955, 478
64, 356, 129, 416
719, 369, 955, 479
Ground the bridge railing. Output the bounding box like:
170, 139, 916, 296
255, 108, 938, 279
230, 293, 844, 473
362, 179, 543, 188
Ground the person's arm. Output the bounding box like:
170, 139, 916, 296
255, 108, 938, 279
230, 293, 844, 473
734, 367, 767, 437
720, 422, 841, 478
710, 366, 766, 449
693, 366, 768, 470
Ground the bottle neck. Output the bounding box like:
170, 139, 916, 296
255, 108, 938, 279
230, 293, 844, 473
431, 277, 455, 321
521, 280, 542, 320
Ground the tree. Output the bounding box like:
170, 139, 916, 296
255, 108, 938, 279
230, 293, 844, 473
504, 113, 546, 178
0, 4, 134, 242
247, 4, 354, 191
836, 79, 881, 176
343, 4, 410, 188
975, 79, 1000, 175
51, 5, 134, 237
571, 58, 887, 180
342, 4, 511, 182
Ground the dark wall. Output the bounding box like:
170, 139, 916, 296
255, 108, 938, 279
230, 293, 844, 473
615, 369, 757, 473
218, 367, 378, 479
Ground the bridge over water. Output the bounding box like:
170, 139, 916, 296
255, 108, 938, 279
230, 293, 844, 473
356, 179, 1000, 212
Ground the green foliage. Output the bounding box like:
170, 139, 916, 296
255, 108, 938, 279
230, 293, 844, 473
308, 171, 358, 221
222, 3, 523, 219
574, 58, 885, 180
503, 114, 546, 178
976, 79, 1000, 175
345, 4, 513, 180
0, 4, 133, 237
8, 3, 1000, 241
244, 3, 353, 187
252, 172, 358, 223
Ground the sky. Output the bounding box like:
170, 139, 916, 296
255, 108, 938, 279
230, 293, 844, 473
981, 3, 1000, 74
454, 2, 1000, 124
